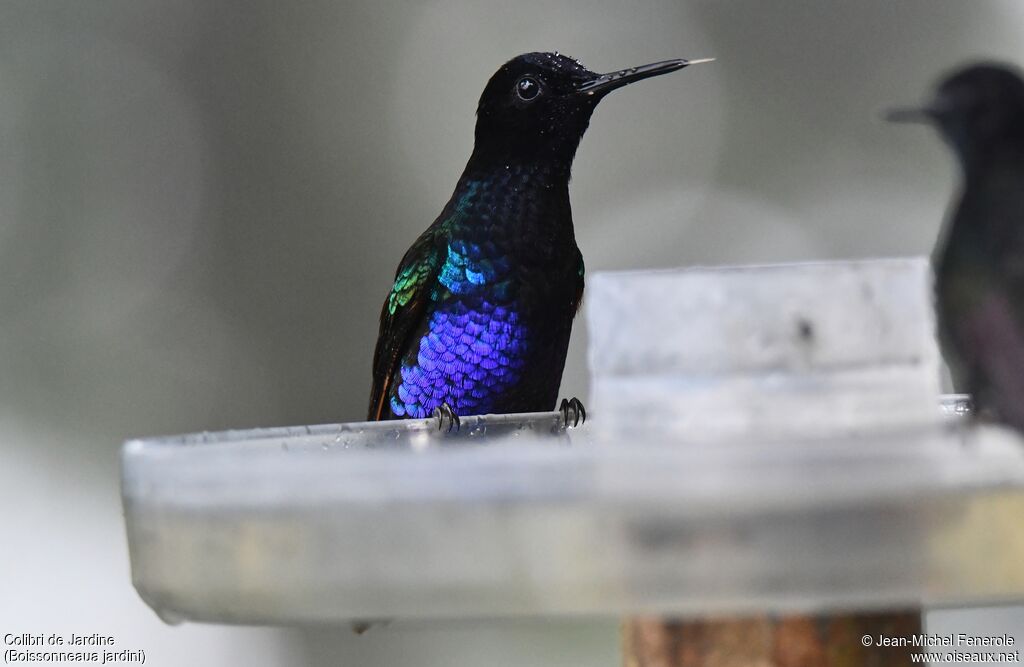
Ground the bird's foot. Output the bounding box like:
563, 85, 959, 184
559, 397, 587, 428
433, 402, 461, 433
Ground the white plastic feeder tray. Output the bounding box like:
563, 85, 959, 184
121, 259, 1024, 626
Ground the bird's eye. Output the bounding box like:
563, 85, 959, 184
515, 76, 541, 101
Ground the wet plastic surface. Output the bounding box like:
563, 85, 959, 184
122, 407, 1024, 626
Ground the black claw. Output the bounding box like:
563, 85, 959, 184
434, 403, 460, 433
558, 397, 587, 428
574, 398, 586, 426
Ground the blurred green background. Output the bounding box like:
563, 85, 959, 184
2, 0, 1022, 664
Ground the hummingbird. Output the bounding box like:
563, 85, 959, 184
889, 63, 1024, 431
367, 52, 711, 430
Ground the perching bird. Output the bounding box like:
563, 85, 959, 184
368, 52, 710, 429
889, 63, 1024, 431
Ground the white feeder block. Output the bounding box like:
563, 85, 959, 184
587, 258, 941, 442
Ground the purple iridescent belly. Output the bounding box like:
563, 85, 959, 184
389, 299, 530, 418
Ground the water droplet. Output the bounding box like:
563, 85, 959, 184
156, 608, 185, 625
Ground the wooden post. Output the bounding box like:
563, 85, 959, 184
624, 611, 923, 667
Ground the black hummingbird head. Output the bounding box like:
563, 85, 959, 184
472, 52, 712, 164
888, 63, 1024, 167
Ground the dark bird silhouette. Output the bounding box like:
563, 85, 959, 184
368, 52, 710, 428
889, 63, 1024, 431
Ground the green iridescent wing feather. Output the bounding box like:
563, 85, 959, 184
368, 229, 443, 420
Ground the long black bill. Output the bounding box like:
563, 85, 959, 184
884, 95, 956, 123
576, 57, 714, 97
884, 106, 935, 124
